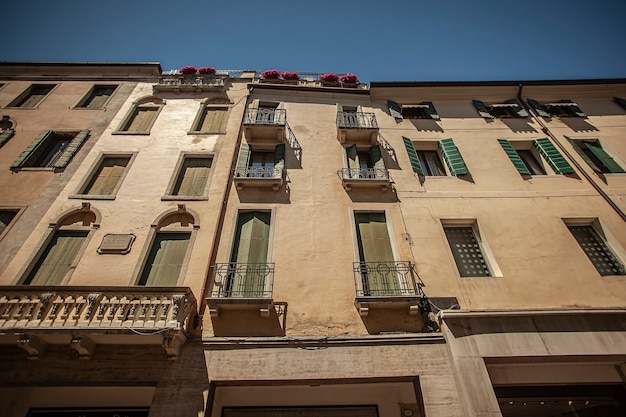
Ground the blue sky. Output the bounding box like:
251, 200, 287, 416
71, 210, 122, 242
2, 0, 625, 83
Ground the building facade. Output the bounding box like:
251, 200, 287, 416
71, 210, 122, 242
0, 65, 625, 417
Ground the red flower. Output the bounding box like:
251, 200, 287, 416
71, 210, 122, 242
340, 74, 359, 84
179, 66, 197, 75
282, 71, 300, 80
319, 73, 339, 83
198, 66, 217, 75
261, 70, 281, 79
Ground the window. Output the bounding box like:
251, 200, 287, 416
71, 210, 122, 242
168, 156, 212, 197
402, 137, 468, 177
614, 96, 626, 110
244, 100, 285, 125
527, 98, 586, 117
354, 212, 400, 296
344, 144, 387, 179
387, 100, 440, 120
76, 84, 117, 109
0, 115, 15, 148
498, 138, 574, 175
7, 84, 55, 108
191, 105, 229, 133
10, 130, 90, 170
138, 232, 191, 286
472, 99, 528, 119
78, 155, 133, 197
567, 138, 625, 174
567, 224, 626, 276
115, 96, 164, 134
23, 230, 88, 285
235, 142, 285, 179
0, 209, 19, 238
443, 225, 492, 277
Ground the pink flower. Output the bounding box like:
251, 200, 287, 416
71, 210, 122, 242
261, 70, 281, 79
198, 66, 217, 75
319, 73, 339, 83
340, 74, 359, 84
179, 66, 197, 75
282, 71, 300, 80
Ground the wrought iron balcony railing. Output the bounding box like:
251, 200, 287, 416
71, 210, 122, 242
0, 286, 196, 331
209, 263, 275, 299
244, 108, 286, 126
336, 112, 378, 129
353, 261, 424, 297
340, 168, 389, 180
234, 166, 284, 179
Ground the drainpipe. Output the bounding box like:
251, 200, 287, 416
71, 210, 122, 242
198, 86, 253, 319
517, 84, 626, 222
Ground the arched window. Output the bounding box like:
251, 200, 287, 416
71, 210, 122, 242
114, 95, 165, 134
189, 97, 231, 134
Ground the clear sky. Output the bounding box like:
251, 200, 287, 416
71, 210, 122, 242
2, 0, 625, 83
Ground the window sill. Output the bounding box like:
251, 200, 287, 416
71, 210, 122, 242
13, 167, 55, 172
161, 195, 208, 201
187, 131, 226, 135
69, 194, 116, 200
112, 131, 151, 135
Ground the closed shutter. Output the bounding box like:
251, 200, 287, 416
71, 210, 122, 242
229, 212, 271, 297
567, 137, 603, 174
174, 158, 212, 196
438, 138, 468, 176
85, 86, 115, 109
614, 97, 626, 110
52, 129, 90, 169
584, 141, 625, 173
273, 144, 285, 179
125, 107, 157, 132
10, 130, 53, 169
139, 232, 190, 286
533, 138, 574, 174
387, 100, 403, 119
84, 157, 130, 195
0, 129, 15, 148
472, 100, 494, 119
498, 139, 531, 175
236, 142, 251, 177
422, 101, 440, 120
355, 213, 399, 296
503, 99, 529, 118
200, 107, 228, 133
527, 99, 550, 117
370, 145, 385, 178
402, 136, 424, 175
25, 230, 88, 285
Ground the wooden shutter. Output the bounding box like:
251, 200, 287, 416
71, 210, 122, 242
273, 144, 285, 178
200, 107, 228, 133
614, 97, 626, 110
503, 99, 529, 118
533, 138, 574, 174
139, 232, 190, 286
346, 144, 359, 177
387, 100, 403, 119
125, 107, 157, 132
25, 230, 88, 285
370, 145, 385, 178
584, 141, 625, 173
236, 142, 251, 176
438, 138, 468, 176
52, 130, 90, 169
498, 139, 531, 175
230, 212, 271, 297
526, 99, 550, 117
402, 136, 424, 175
472, 100, 494, 119
421, 101, 440, 120
85, 86, 115, 109
174, 157, 212, 196
84, 157, 130, 195
0, 128, 15, 148
10, 130, 53, 169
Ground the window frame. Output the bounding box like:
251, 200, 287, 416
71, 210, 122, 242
566, 136, 626, 175
162, 152, 215, 200
498, 139, 561, 176
225, 207, 276, 266
403, 137, 469, 178
113, 96, 165, 135
6, 84, 57, 108
10, 129, 90, 171
472, 99, 528, 119
74, 84, 118, 109
0, 207, 25, 243
71, 152, 137, 200
189, 98, 231, 134
441, 219, 502, 278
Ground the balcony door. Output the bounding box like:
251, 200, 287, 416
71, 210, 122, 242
354, 212, 400, 296
228, 211, 271, 297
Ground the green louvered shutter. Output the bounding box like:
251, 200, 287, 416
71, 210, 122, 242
422, 101, 440, 120
533, 138, 574, 174
527, 99, 550, 117
370, 145, 385, 178
10, 130, 53, 169
24, 230, 88, 285
0, 129, 15, 148
273, 143, 285, 178
472, 100, 494, 119
230, 212, 271, 297
236, 142, 251, 176
585, 141, 625, 173
566, 137, 603, 174
402, 136, 423, 175
438, 138, 468, 176
139, 232, 190, 286
173, 157, 212, 196
346, 144, 359, 177
558, 100, 586, 117
52, 130, 89, 169
503, 99, 529, 118
613, 97, 626, 110
387, 100, 403, 119
498, 139, 531, 175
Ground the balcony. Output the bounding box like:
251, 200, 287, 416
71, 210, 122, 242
234, 166, 285, 191
153, 75, 225, 93
338, 168, 391, 191
243, 108, 287, 142
353, 261, 426, 316
336, 111, 379, 144
0, 286, 197, 359
207, 263, 275, 318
